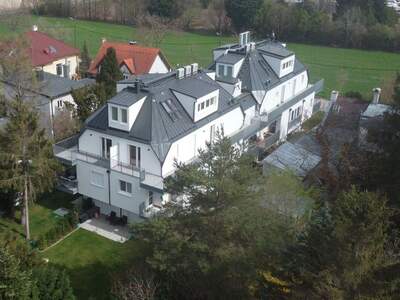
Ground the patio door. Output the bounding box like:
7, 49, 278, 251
129, 145, 141, 168
101, 138, 112, 159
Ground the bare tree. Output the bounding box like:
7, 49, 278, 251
207, 0, 228, 34
53, 106, 79, 142
112, 268, 158, 300
136, 15, 169, 48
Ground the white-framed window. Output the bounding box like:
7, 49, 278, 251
121, 108, 127, 123
148, 191, 153, 206
129, 145, 141, 168
210, 124, 216, 143
119, 180, 132, 194
101, 137, 112, 159
226, 65, 233, 77
57, 100, 63, 108
56, 63, 63, 76
112, 107, 118, 121
91, 171, 104, 187
218, 64, 224, 77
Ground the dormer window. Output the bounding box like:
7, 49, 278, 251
217, 63, 233, 78
110, 105, 128, 124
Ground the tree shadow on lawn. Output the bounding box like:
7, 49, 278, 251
36, 191, 76, 211
61, 254, 147, 300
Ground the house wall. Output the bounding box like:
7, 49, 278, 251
194, 90, 219, 122
162, 106, 244, 176
149, 55, 170, 73
108, 97, 146, 131
52, 93, 76, 115
260, 70, 308, 114
79, 129, 162, 175
41, 56, 79, 79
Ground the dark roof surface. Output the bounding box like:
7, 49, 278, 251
216, 53, 244, 64
108, 88, 147, 107
85, 70, 252, 163
37, 73, 95, 98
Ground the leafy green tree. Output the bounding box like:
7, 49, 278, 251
96, 47, 123, 99
279, 188, 400, 299
225, 0, 262, 32
0, 99, 60, 240
133, 136, 303, 299
0, 247, 33, 300
32, 266, 75, 300
71, 83, 107, 124
79, 41, 91, 78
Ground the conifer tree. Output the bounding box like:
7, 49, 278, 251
0, 99, 60, 240
96, 47, 123, 99
79, 41, 91, 78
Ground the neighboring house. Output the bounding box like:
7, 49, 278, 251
23, 26, 80, 79
387, 0, 400, 13
54, 32, 323, 222
1, 71, 95, 136
88, 41, 171, 79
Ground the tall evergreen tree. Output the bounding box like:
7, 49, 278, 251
96, 47, 123, 99
79, 41, 91, 78
0, 99, 60, 240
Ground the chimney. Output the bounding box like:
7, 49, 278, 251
184, 65, 192, 77
136, 79, 142, 93
101, 38, 107, 44
372, 88, 381, 104
330, 90, 339, 103
35, 69, 44, 82
191, 63, 199, 75
176, 68, 185, 79
32, 25, 38, 32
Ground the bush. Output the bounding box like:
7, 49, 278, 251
345, 91, 365, 101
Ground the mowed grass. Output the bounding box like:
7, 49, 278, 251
1, 15, 400, 98
42, 229, 146, 300
0, 191, 74, 240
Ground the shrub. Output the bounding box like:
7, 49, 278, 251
345, 91, 365, 101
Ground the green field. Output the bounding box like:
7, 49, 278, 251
42, 229, 146, 300
1, 15, 400, 98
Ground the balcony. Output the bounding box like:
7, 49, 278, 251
53, 135, 79, 166
139, 201, 162, 219
288, 117, 302, 131
56, 176, 78, 195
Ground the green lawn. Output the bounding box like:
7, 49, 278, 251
0, 191, 74, 240
2, 15, 400, 99
42, 229, 146, 300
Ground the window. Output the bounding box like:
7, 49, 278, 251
111, 107, 118, 121
129, 145, 141, 168
218, 64, 224, 77
119, 180, 132, 194
121, 108, 127, 123
210, 97, 215, 105
281, 85, 286, 103
56, 64, 63, 76
226, 65, 233, 77
101, 137, 112, 159
201, 102, 205, 110
198, 103, 201, 112
148, 191, 153, 206
91, 171, 104, 187
206, 99, 210, 107
57, 100, 63, 108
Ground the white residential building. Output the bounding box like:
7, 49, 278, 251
55, 33, 323, 222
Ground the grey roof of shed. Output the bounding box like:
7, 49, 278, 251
263, 141, 321, 178
85, 70, 255, 163
108, 88, 147, 107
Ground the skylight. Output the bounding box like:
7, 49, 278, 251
161, 99, 181, 121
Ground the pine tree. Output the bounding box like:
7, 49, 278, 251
32, 266, 75, 300
79, 41, 91, 78
0, 98, 60, 240
96, 47, 123, 99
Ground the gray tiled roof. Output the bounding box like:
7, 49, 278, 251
85, 71, 256, 163
108, 88, 147, 107
37, 73, 95, 98
216, 53, 244, 64
257, 42, 294, 58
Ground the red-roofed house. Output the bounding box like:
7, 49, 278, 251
26, 26, 80, 79
89, 41, 171, 79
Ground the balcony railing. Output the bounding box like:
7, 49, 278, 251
288, 117, 302, 131
56, 176, 78, 195
75, 150, 110, 169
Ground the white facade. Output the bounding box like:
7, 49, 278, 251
149, 55, 170, 73
41, 56, 79, 79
